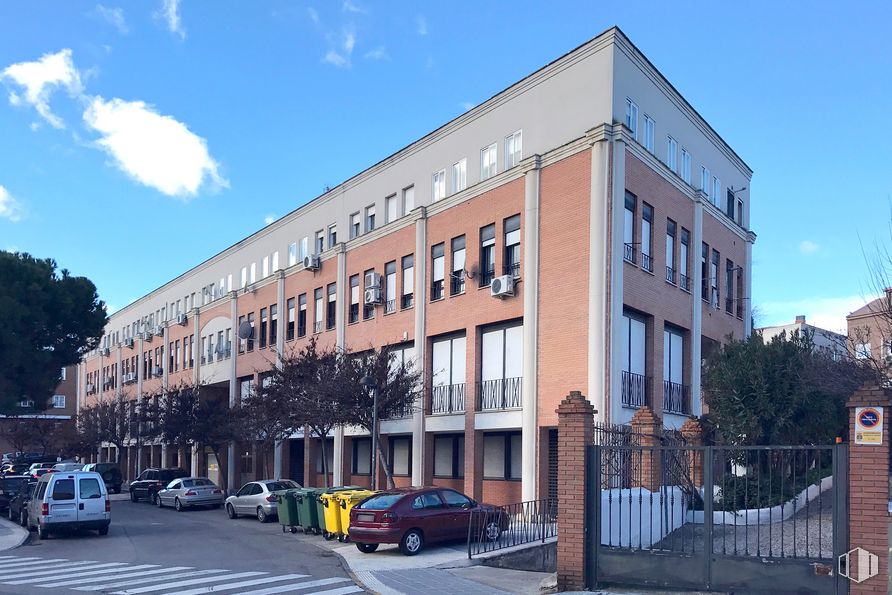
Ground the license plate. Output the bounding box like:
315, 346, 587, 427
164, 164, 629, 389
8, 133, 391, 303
357, 513, 375, 522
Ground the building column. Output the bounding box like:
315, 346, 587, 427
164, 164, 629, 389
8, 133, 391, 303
228, 292, 239, 493
608, 136, 626, 424
691, 196, 704, 417
137, 336, 144, 398
521, 156, 540, 502
115, 346, 122, 400
412, 208, 428, 486
333, 245, 347, 486
274, 271, 286, 479
744, 233, 755, 337
161, 323, 169, 469
191, 308, 201, 480
587, 135, 610, 422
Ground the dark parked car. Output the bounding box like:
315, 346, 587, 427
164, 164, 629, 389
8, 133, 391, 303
82, 463, 123, 494
7, 481, 36, 526
0, 476, 32, 514
1, 463, 32, 476
129, 468, 188, 504
348, 487, 506, 555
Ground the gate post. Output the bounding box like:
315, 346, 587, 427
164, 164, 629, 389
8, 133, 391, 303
845, 383, 890, 594
630, 406, 661, 491
556, 391, 595, 592
680, 417, 704, 487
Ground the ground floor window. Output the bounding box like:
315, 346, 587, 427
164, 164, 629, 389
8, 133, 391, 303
352, 437, 371, 475
433, 434, 464, 479
315, 438, 334, 474
483, 431, 522, 480
389, 436, 412, 477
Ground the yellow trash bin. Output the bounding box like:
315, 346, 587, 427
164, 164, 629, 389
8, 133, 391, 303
336, 489, 376, 543
319, 491, 343, 541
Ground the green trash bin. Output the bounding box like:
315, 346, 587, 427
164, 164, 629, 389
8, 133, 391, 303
316, 486, 360, 540
276, 489, 300, 534
295, 488, 324, 535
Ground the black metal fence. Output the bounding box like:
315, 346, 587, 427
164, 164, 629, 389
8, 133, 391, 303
620, 371, 648, 407
430, 383, 465, 414
477, 377, 522, 410
467, 498, 557, 558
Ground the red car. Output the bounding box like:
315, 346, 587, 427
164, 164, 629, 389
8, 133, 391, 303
348, 486, 506, 555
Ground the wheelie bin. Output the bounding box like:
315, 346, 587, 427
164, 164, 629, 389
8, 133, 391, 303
336, 489, 376, 542
276, 489, 300, 534
295, 488, 323, 535
317, 486, 359, 540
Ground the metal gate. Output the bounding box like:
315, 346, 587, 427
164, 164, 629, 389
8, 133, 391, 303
585, 444, 848, 594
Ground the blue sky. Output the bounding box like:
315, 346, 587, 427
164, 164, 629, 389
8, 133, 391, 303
1, 1, 890, 333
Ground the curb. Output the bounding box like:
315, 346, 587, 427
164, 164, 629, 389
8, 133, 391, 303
0, 518, 29, 552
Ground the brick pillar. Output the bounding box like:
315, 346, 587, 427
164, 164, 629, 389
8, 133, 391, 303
680, 417, 704, 488
846, 384, 890, 594
556, 391, 595, 592
630, 406, 661, 492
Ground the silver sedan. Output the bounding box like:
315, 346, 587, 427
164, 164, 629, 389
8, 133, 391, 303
225, 479, 300, 522
156, 477, 224, 511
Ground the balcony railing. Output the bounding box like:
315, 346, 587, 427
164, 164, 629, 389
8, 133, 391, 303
477, 377, 522, 411
430, 383, 465, 414
450, 275, 465, 295
313, 321, 323, 333
479, 267, 495, 288
387, 403, 415, 419
503, 261, 520, 278
665, 266, 676, 284
431, 279, 444, 301
401, 293, 414, 309
679, 273, 691, 292
641, 253, 653, 273
623, 243, 636, 263
662, 380, 691, 415
621, 371, 648, 408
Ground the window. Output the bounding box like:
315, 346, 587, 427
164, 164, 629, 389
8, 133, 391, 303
710, 249, 720, 308
272, 251, 279, 272
663, 326, 687, 414
270, 304, 278, 345
262, 255, 269, 278
451, 236, 465, 295
503, 214, 520, 277
665, 219, 676, 284
712, 176, 721, 209
480, 323, 523, 410
480, 224, 496, 286
250, 263, 256, 283
726, 189, 735, 220
621, 311, 647, 407
389, 437, 411, 476
363, 270, 375, 320
644, 115, 655, 152
326, 283, 337, 329
79, 477, 102, 499
259, 308, 268, 348
625, 98, 638, 138
300, 236, 309, 260
701, 166, 711, 198
51, 478, 75, 500
240, 266, 247, 289
855, 342, 871, 360
623, 192, 636, 263
505, 130, 522, 169
401, 255, 414, 309
227, 273, 233, 291
680, 228, 690, 291
189, 335, 194, 367
736, 266, 744, 318
352, 438, 371, 475
737, 199, 744, 227
239, 376, 254, 400
667, 137, 677, 172
701, 243, 709, 301
433, 435, 465, 478
349, 275, 360, 323
385, 194, 398, 224
365, 204, 376, 232
286, 298, 295, 340
725, 260, 735, 314
480, 143, 497, 180
52, 395, 65, 409
641, 203, 653, 272
328, 224, 337, 247
315, 230, 325, 254
402, 185, 415, 215
314, 288, 323, 333
175, 340, 181, 371
298, 293, 307, 336
384, 262, 396, 313
315, 439, 334, 474
413, 492, 444, 510
246, 313, 255, 351
237, 316, 246, 353
483, 432, 521, 480
432, 334, 466, 414
350, 213, 361, 239
452, 159, 467, 193
432, 169, 446, 201
60, 367, 67, 381
431, 243, 445, 300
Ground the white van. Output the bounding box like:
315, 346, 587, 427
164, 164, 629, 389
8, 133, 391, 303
27, 471, 110, 538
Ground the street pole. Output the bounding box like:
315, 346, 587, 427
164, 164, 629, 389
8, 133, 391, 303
371, 386, 378, 490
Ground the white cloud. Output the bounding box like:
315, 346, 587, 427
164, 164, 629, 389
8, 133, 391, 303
0, 185, 24, 222
264, 214, 275, 225
364, 46, 389, 61
323, 28, 356, 68
416, 15, 427, 36
1, 49, 83, 129
158, 0, 185, 39
307, 7, 319, 24
95, 4, 128, 34
323, 51, 348, 67
460, 101, 474, 111
343, 29, 356, 55
799, 240, 819, 254
83, 96, 226, 198
342, 0, 366, 14
757, 294, 874, 335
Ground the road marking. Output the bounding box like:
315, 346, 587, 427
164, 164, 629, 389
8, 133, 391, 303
304, 587, 364, 595
172, 574, 312, 595
3, 564, 156, 585
0, 557, 69, 568
74, 569, 232, 591
234, 577, 354, 595
38, 566, 193, 588
0, 556, 44, 565
112, 571, 267, 594
0, 561, 120, 580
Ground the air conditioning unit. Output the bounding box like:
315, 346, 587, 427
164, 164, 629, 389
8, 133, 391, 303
153, 366, 163, 376
304, 255, 321, 271
365, 271, 382, 289
143, 332, 153, 343
177, 313, 188, 326
364, 287, 382, 306
154, 325, 165, 336
124, 337, 135, 348
86, 383, 95, 394
100, 347, 110, 357
123, 372, 137, 384
490, 275, 515, 299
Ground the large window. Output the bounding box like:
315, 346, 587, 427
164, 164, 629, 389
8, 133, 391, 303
431, 334, 466, 414
663, 325, 687, 414
390, 437, 411, 476
288, 243, 297, 267
314, 288, 323, 333
270, 304, 278, 346
480, 143, 497, 180
701, 166, 711, 199
644, 115, 655, 153
725, 260, 735, 314
259, 308, 268, 349
401, 255, 414, 309
286, 297, 295, 340
712, 176, 721, 209
385, 194, 398, 224
432, 169, 446, 202
681, 149, 691, 184
300, 237, 309, 261
363, 269, 375, 320
298, 293, 307, 337
352, 438, 371, 475
433, 434, 465, 478
680, 228, 690, 291
641, 203, 653, 272
701, 242, 709, 302
384, 261, 396, 314
505, 130, 522, 169
452, 159, 466, 193
665, 219, 676, 284
621, 311, 647, 407
710, 249, 720, 308
480, 224, 496, 287
625, 98, 638, 138
431, 243, 445, 300
666, 136, 677, 173
349, 275, 360, 323
479, 323, 523, 410
402, 185, 415, 215
483, 432, 521, 480
326, 283, 337, 329
503, 214, 520, 277
624, 191, 636, 263
450, 236, 465, 295
247, 313, 255, 352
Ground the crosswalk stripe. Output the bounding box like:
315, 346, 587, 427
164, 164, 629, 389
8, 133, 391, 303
234, 577, 353, 595
0, 561, 115, 580
0, 556, 19, 560
4, 564, 157, 585
172, 574, 311, 595
0, 558, 69, 568
304, 587, 363, 595
0, 557, 43, 565
38, 566, 193, 588
74, 569, 233, 591
112, 571, 267, 594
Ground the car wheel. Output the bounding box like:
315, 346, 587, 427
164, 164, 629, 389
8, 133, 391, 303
36, 522, 49, 540
156, 495, 164, 508
256, 507, 267, 523
98, 526, 109, 536
7, 507, 12, 521
130, 490, 138, 503
483, 521, 502, 542
226, 504, 237, 519
19, 510, 27, 528
174, 498, 183, 512
399, 529, 424, 556
356, 543, 379, 553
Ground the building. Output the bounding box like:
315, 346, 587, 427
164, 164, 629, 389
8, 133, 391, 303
758, 315, 847, 359
77, 27, 754, 505
0, 365, 77, 458
847, 289, 892, 362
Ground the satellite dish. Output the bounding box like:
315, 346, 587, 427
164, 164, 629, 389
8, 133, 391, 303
237, 321, 253, 340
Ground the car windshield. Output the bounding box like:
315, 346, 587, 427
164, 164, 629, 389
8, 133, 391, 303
190, 479, 214, 487
357, 494, 404, 509
265, 481, 296, 491
1, 478, 29, 492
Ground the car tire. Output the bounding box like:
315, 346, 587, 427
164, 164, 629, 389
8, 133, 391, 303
226, 504, 237, 519
36, 522, 49, 540
156, 495, 164, 508
98, 526, 109, 536
19, 510, 27, 528
130, 490, 138, 503
483, 521, 502, 542
356, 543, 379, 553
174, 498, 183, 512
7, 507, 12, 521
256, 507, 267, 523
399, 529, 424, 556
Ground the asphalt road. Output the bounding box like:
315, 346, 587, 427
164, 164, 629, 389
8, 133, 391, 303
0, 495, 363, 594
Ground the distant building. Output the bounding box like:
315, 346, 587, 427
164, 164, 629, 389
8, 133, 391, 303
847, 290, 892, 362
0, 365, 77, 459
758, 315, 847, 360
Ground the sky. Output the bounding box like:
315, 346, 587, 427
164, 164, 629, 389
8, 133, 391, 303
1, 1, 890, 334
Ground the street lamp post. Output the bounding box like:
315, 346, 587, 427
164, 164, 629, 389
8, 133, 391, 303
359, 374, 378, 489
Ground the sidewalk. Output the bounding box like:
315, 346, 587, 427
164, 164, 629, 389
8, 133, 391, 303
0, 517, 29, 552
